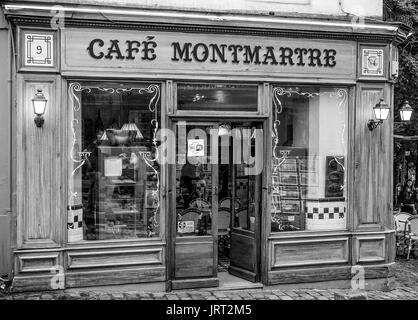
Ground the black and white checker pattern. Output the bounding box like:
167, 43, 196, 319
67, 213, 83, 229
67, 204, 83, 230
67, 205, 84, 242
305, 204, 346, 220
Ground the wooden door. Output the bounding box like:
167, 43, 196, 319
229, 124, 262, 282
172, 121, 219, 289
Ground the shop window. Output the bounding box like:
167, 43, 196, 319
177, 83, 258, 111
271, 86, 348, 232
67, 82, 161, 242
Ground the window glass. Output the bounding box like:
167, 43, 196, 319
175, 122, 261, 237
271, 86, 348, 232
177, 83, 257, 111
67, 82, 161, 241
229, 125, 259, 232
176, 123, 213, 237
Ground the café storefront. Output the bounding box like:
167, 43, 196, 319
3, 3, 408, 292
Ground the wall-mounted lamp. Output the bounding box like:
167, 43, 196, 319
367, 98, 390, 131
400, 100, 413, 121
32, 89, 47, 128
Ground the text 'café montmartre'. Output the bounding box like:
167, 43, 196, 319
87, 38, 337, 67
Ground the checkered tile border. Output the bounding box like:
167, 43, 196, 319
305, 204, 346, 220
68, 214, 83, 229
306, 212, 345, 220
67, 206, 83, 230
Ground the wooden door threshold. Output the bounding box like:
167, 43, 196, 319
171, 277, 219, 290
211, 272, 263, 291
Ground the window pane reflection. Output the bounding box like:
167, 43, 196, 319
177, 83, 257, 111
176, 124, 213, 236
271, 87, 348, 232
67, 82, 161, 242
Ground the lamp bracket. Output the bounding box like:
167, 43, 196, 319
367, 119, 383, 131
34, 115, 44, 128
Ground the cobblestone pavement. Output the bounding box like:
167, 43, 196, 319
1, 257, 417, 300
393, 257, 418, 291
0, 286, 417, 300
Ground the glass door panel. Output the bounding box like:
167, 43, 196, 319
229, 123, 262, 282
173, 122, 218, 285
176, 123, 215, 237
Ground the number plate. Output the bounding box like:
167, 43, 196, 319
25, 33, 54, 66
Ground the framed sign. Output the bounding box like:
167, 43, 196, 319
358, 43, 388, 80
178, 221, 195, 233
362, 49, 384, 76
18, 27, 59, 72
25, 34, 54, 66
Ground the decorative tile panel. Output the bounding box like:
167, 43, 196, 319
24, 33, 54, 67
361, 49, 384, 76
305, 200, 346, 230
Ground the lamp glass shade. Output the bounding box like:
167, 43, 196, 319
100, 131, 108, 141
32, 89, 47, 116
373, 98, 390, 121
400, 109, 413, 121
400, 101, 413, 121
33, 100, 47, 115
121, 123, 143, 139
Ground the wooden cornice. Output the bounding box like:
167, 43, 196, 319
1, 2, 404, 43
5, 15, 401, 43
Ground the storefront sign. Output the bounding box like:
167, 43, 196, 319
86, 37, 337, 68
62, 29, 356, 79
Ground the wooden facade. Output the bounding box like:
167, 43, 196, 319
1, 3, 409, 292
